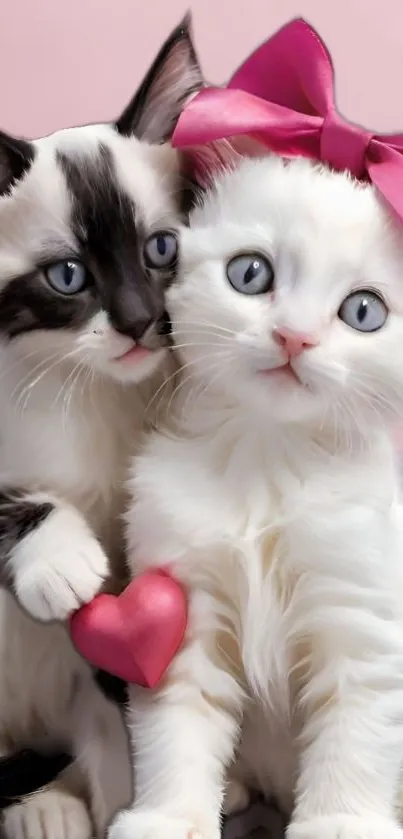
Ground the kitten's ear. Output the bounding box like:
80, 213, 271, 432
116, 13, 203, 143
0, 131, 35, 196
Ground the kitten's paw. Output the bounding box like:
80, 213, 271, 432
14, 507, 109, 621
287, 814, 403, 839
108, 810, 219, 839
3, 787, 92, 839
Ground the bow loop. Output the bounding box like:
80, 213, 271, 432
229, 18, 334, 118
321, 109, 372, 180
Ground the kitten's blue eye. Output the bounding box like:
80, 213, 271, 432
338, 290, 388, 333
45, 260, 88, 295
144, 231, 178, 269
227, 253, 274, 295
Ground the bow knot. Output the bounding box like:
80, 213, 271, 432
321, 109, 371, 180
173, 18, 403, 225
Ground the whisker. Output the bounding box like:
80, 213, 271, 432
51, 350, 87, 411
170, 330, 234, 345
165, 351, 234, 419
183, 356, 232, 417
0, 347, 61, 389
169, 319, 238, 336
144, 366, 179, 423
171, 341, 233, 351
15, 348, 83, 415
11, 351, 66, 404
63, 363, 87, 432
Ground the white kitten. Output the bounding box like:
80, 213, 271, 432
0, 17, 202, 839
114, 156, 403, 839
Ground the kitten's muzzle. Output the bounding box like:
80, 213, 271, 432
110, 313, 168, 350
272, 326, 318, 358
133, 312, 171, 350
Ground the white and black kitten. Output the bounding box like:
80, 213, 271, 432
0, 17, 202, 839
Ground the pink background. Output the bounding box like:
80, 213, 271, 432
1, 0, 403, 139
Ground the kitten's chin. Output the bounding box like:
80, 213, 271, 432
241, 370, 323, 425
96, 347, 168, 385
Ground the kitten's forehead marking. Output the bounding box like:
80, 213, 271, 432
37, 122, 179, 228
56, 143, 138, 262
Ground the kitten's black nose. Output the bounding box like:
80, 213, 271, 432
109, 283, 164, 344
112, 315, 154, 343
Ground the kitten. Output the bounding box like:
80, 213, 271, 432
114, 155, 403, 839
0, 17, 202, 839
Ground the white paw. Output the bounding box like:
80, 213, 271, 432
14, 506, 109, 621
223, 779, 250, 815
108, 810, 219, 839
287, 814, 403, 839
3, 787, 93, 839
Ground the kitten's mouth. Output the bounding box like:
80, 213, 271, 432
113, 345, 153, 363
258, 363, 301, 384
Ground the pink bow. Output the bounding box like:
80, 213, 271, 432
172, 18, 403, 224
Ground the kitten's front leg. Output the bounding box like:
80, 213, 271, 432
285, 508, 403, 839
0, 488, 109, 621
108, 589, 243, 839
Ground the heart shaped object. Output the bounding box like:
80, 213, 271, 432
70, 569, 187, 688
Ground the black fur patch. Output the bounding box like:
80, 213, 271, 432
0, 670, 128, 812
94, 669, 128, 706
57, 144, 167, 342
0, 489, 53, 586
0, 674, 127, 812
0, 269, 98, 340
0, 749, 71, 810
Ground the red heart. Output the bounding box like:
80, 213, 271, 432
69, 569, 187, 688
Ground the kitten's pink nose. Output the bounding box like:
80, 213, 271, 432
272, 326, 318, 358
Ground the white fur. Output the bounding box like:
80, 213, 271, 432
0, 121, 181, 838
114, 157, 403, 839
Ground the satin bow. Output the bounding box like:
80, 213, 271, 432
172, 18, 403, 224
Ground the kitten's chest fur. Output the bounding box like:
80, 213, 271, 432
132, 418, 401, 811
0, 360, 153, 562
134, 415, 396, 703
134, 423, 300, 697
